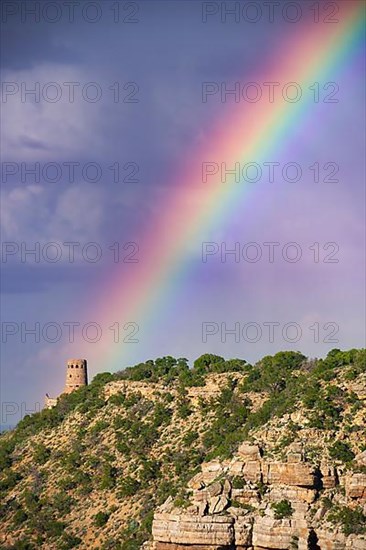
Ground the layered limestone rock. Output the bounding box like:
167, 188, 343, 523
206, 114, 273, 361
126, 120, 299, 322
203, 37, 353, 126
152, 512, 235, 546
267, 485, 316, 505
151, 441, 366, 550
264, 462, 317, 487
252, 516, 309, 549
345, 472, 366, 502
320, 462, 338, 489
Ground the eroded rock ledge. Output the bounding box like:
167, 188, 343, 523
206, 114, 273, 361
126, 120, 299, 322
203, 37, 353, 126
149, 443, 366, 550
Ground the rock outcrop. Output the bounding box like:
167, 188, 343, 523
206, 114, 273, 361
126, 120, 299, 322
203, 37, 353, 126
152, 442, 366, 550
345, 473, 366, 502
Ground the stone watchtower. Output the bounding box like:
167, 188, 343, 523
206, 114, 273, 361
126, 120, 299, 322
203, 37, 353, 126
64, 359, 88, 394
45, 358, 88, 408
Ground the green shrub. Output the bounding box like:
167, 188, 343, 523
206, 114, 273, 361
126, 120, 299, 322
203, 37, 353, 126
271, 500, 293, 519
241, 352, 306, 394
231, 476, 246, 489
321, 496, 333, 511
60, 533, 82, 548
177, 400, 192, 419
89, 420, 109, 435
152, 403, 172, 427
328, 505, 366, 535
0, 469, 22, 491
94, 511, 110, 527
13, 507, 28, 526
140, 459, 160, 483
4, 539, 36, 549
183, 431, 199, 446
173, 496, 189, 508
33, 443, 51, 465
0, 440, 14, 469
329, 441, 355, 463
118, 477, 140, 497
52, 492, 74, 516
116, 357, 189, 384
99, 463, 118, 489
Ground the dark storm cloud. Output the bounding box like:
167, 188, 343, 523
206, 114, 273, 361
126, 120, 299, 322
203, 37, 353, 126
0, 24, 79, 70
1, 264, 107, 294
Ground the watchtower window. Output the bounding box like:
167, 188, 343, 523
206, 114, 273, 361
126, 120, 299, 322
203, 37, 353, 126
75, 365, 79, 368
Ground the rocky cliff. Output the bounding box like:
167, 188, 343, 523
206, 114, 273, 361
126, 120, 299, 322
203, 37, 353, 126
150, 442, 366, 550
0, 350, 365, 549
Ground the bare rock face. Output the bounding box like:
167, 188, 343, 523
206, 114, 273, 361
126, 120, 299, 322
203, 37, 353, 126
234, 517, 253, 546
229, 447, 263, 483
202, 461, 225, 474
286, 443, 304, 464
252, 516, 308, 549
345, 473, 366, 501
242, 460, 263, 483
264, 462, 316, 487
347, 536, 366, 549
230, 460, 246, 476
320, 462, 338, 489
223, 479, 232, 496
268, 485, 316, 505
316, 526, 347, 549
152, 513, 235, 546
232, 487, 260, 507
356, 450, 366, 466
153, 545, 230, 550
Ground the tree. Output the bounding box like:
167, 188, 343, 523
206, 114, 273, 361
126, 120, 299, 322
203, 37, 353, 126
193, 354, 225, 374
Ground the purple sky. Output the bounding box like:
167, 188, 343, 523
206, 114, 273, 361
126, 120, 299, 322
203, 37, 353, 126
1, 1, 365, 428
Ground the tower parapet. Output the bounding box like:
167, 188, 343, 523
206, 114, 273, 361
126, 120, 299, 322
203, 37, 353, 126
64, 359, 88, 394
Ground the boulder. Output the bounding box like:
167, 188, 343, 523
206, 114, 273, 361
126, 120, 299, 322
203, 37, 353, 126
238, 443, 262, 461
208, 495, 229, 514
230, 460, 245, 475
188, 472, 207, 491
207, 481, 223, 498
222, 479, 232, 496
188, 470, 221, 489
159, 496, 175, 514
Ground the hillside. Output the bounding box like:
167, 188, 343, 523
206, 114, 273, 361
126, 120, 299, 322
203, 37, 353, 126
0, 349, 365, 549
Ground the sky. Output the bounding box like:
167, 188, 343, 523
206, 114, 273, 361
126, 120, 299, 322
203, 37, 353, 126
1, 0, 365, 428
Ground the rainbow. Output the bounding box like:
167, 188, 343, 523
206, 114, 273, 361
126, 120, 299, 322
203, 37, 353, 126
78, 0, 365, 370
